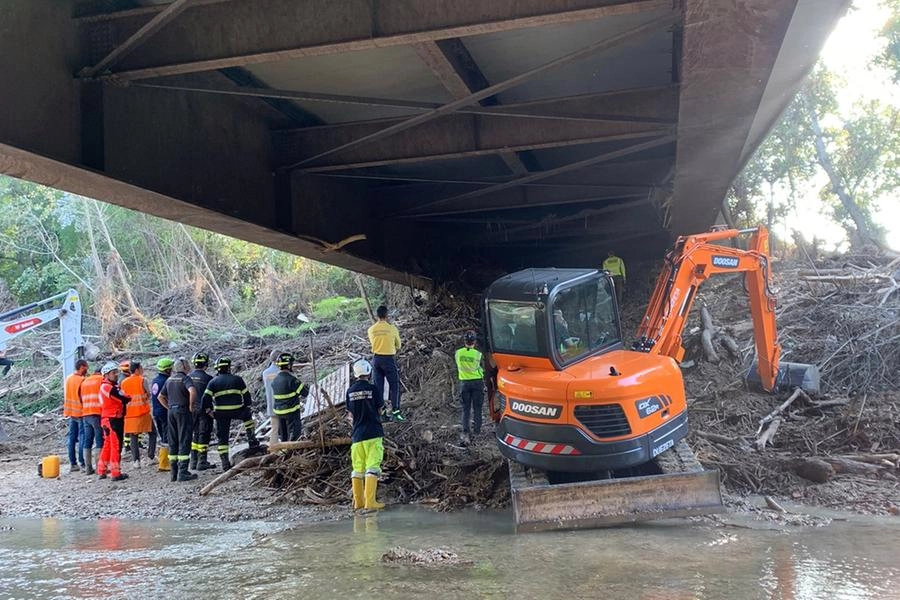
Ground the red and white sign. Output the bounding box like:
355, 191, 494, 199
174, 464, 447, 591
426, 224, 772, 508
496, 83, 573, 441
4, 317, 42, 334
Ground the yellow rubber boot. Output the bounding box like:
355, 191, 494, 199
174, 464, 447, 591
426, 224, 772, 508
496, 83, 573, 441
364, 474, 384, 510
158, 448, 171, 472
351, 477, 365, 510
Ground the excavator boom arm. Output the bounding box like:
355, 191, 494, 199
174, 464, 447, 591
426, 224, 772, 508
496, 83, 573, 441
634, 227, 781, 391
0, 289, 84, 375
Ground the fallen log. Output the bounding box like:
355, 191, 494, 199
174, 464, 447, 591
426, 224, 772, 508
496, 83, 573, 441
700, 305, 720, 364
840, 453, 899, 465
823, 457, 882, 476
268, 437, 352, 453
792, 458, 835, 484
756, 417, 781, 451
764, 495, 786, 513
718, 334, 741, 360
199, 455, 268, 496
756, 388, 803, 435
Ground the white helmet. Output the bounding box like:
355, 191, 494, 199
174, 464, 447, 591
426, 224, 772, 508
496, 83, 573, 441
100, 361, 119, 376
352, 359, 373, 378
173, 357, 191, 374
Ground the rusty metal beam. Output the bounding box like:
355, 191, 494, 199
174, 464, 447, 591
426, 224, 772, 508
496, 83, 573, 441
81, 0, 674, 80
482, 197, 654, 241
74, 0, 231, 22
398, 134, 676, 216
79, 0, 196, 78
129, 81, 672, 125
0, 140, 430, 288
476, 229, 658, 249
413, 39, 531, 175
277, 118, 669, 172
217, 68, 322, 127
278, 14, 677, 171
405, 188, 651, 219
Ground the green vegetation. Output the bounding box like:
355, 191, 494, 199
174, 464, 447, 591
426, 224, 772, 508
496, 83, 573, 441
728, 1, 900, 249
252, 325, 310, 339
312, 296, 369, 322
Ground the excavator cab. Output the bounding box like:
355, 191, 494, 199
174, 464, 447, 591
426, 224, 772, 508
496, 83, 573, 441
485, 268, 621, 370
484, 268, 688, 474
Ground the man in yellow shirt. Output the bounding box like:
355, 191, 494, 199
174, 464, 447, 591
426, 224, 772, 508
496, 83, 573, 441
367, 305, 404, 422
603, 250, 626, 306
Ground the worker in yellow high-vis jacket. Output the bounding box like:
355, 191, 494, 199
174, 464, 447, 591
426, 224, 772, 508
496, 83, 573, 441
454, 330, 484, 444
367, 305, 404, 422
603, 250, 626, 306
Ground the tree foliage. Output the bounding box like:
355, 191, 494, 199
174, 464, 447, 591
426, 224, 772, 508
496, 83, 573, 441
728, 44, 900, 248
877, 0, 900, 82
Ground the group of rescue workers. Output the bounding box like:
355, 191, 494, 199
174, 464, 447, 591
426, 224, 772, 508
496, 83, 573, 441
58, 304, 442, 510
57, 250, 624, 510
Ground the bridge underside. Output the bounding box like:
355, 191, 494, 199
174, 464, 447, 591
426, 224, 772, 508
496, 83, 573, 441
0, 0, 849, 287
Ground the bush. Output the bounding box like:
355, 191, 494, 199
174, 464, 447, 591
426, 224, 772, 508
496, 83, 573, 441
253, 325, 307, 339
312, 296, 368, 322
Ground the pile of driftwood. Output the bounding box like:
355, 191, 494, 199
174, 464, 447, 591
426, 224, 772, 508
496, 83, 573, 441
682, 251, 900, 513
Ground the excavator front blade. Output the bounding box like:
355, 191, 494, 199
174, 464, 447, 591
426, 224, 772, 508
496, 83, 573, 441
509, 441, 723, 532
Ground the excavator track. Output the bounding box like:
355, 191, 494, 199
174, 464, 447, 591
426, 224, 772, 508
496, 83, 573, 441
509, 441, 722, 532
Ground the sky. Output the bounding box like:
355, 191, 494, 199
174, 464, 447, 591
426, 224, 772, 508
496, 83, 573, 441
779, 2, 900, 250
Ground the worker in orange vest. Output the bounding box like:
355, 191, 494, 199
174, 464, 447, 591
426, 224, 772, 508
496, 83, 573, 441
63, 359, 88, 473
121, 361, 156, 469
80, 365, 104, 475
97, 361, 130, 481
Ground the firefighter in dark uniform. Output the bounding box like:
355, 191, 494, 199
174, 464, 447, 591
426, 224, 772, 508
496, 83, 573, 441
346, 359, 385, 511
188, 352, 214, 471
204, 356, 260, 471
270, 352, 309, 441
157, 357, 198, 482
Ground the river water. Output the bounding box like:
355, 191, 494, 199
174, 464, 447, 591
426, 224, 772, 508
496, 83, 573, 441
0, 508, 898, 599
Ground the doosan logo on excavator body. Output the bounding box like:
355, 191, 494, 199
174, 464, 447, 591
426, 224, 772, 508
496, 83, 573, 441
712, 255, 740, 268
510, 400, 561, 419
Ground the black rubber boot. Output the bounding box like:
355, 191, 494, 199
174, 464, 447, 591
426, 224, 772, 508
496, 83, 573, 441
197, 450, 214, 471
178, 461, 198, 482
170, 460, 180, 482
220, 453, 232, 472
188, 450, 198, 471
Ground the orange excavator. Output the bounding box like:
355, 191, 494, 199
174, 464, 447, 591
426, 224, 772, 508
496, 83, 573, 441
483, 226, 819, 531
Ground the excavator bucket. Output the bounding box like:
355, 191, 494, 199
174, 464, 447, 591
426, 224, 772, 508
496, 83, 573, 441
746, 360, 820, 395
509, 441, 723, 532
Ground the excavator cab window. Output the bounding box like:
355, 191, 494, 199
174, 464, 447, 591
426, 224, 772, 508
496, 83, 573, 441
550, 276, 620, 366
486, 301, 546, 356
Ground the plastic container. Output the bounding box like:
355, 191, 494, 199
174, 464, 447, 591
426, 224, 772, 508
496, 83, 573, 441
40, 455, 60, 478
158, 447, 170, 471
